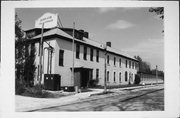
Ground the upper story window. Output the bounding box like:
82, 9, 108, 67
76, 43, 80, 59
107, 55, 109, 65
96, 50, 99, 62
114, 57, 116, 66
129, 60, 131, 68
126, 60, 128, 68
83, 46, 87, 60
90, 48, 93, 61
119, 58, 121, 67
59, 49, 64, 66
135, 62, 138, 69
132, 61, 134, 69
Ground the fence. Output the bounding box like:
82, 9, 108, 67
139, 73, 164, 85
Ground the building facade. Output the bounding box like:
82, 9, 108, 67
25, 27, 139, 89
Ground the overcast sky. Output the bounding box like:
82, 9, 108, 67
16, 8, 164, 71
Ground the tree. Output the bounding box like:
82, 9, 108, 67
15, 13, 26, 82
134, 55, 151, 74
15, 13, 36, 87
23, 42, 36, 87
149, 7, 164, 33
149, 7, 164, 19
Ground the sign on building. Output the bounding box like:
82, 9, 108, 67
35, 13, 58, 28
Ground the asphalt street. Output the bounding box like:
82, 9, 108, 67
32, 86, 164, 111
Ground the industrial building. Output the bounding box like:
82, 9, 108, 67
25, 26, 139, 90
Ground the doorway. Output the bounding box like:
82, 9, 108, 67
73, 67, 92, 88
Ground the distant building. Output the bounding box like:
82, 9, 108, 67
25, 27, 139, 90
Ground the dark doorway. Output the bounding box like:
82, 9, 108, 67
81, 70, 89, 87
73, 67, 92, 88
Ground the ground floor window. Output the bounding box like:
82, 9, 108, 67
59, 50, 64, 66
107, 71, 109, 82
114, 72, 116, 82
96, 69, 99, 80
119, 72, 121, 83
125, 71, 128, 81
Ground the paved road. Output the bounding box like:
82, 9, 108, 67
32, 86, 164, 111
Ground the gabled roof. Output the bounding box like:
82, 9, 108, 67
31, 27, 137, 61
32, 27, 72, 39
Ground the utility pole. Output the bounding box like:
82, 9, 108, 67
104, 44, 107, 93
72, 22, 75, 92
39, 23, 44, 85
156, 65, 158, 84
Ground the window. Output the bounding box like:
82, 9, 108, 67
135, 62, 138, 69
76, 44, 80, 59
129, 61, 131, 68
96, 69, 99, 79
90, 48, 93, 61
38, 43, 40, 56
129, 73, 131, 82
107, 55, 109, 64
126, 60, 128, 68
131, 73, 133, 82
119, 58, 121, 67
114, 57, 116, 66
96, 50, 99, 62
90, 70, 93, 80
132, 62, 134, 69
83, 46, 87, 60
114, 72, 116, 82
107, 71, 109, 82
125, 71, 128, 81
59, 50, 64, 66
119, 72, 121, 83
37, 65, 39, 79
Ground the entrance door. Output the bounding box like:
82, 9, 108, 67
74, 71, 81, 88
81, 70, 89, 88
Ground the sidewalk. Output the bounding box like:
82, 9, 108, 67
16, 88, 104, 112
16, 84, 163, 112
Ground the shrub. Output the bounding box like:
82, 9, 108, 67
15, 80, 26, 95
134, 74, 141, 84
89, 79, 99, 87
22, 85, 49, 98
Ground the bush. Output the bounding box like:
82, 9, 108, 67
15, 80, 26, 95
134, 74, 141, 84
89, 79, 99, 87
22, 85, 49, 98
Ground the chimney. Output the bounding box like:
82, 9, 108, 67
84, 32, 89, 38
106, 42, 111, 47
79, 29, 84, 33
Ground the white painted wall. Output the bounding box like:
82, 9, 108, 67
33, 37, 138, 87
53, 37, 138, 87
34, 39, 56, 85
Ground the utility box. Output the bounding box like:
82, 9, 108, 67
44, 74, 61, 91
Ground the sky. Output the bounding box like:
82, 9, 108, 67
16, 7, 164, 71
